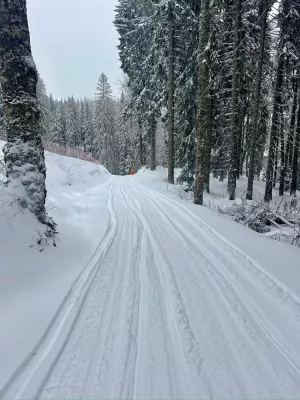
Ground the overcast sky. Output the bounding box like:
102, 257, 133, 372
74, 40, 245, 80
27, 0, 121, 100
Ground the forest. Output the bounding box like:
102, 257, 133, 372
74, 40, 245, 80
1, 1, 300, 397
113, 0, 300, 206
1, 0, 300, 208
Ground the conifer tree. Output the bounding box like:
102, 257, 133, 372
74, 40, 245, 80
66, 96, 80, 150
36, 74, 50, 140
95, 73, 117, 172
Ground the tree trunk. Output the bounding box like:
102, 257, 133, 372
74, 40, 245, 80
138, 119, 143, 167
167, 0, 175, 184
236, 103, 244, 180
241, 112, 250, 176
204, 94, 212, 193
264, 55, 284, 202
239, 121, 245, 176
279, 115, 285, 196
290, 85, 300, 196
287, 76, 298, 169
194, 0, 211, 205
0, 0, 47, 222
279, 76, 298, 195
150, 115, 156, 171
273, 137, 279, 188
228, 0, 242, 200
246, 0, 268, 199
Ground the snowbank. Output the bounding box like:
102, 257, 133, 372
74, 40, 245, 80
0, 141, 112, 388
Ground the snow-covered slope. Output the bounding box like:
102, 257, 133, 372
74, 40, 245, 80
0, 141, 113, 388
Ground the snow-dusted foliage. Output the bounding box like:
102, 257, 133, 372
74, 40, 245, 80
36, 74, 50, 140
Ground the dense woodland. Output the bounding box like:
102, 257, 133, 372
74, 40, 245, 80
0, 0, 300, 224
113, 0, 300, 205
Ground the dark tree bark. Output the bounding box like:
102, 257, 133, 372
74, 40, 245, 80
279, 113, 286, 196
204, 94, 212, 193
264, 55, 284, 202
0, 0, 47, 222
138, 119, 143, 167
194, 0, 211, 205
236, 111, 243, 180
239, 121, 245, 176
150, 114, 156, 171
288, 77, 297, 160
273, 138, 279, 188
290, 84, 300, 196
280, 75, 297, 195
167, 0, 175, 184
241, 112, 250, 176
228, 0, 242, 200
246, 0, 268, 200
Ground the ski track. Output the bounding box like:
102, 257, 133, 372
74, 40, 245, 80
2, 176, 300, 399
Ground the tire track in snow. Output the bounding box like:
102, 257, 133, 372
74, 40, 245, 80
122, 181, 180, 399
0, 177, 118, 400
2, 175, 300, 399
132, 181, 300, 340
39, 176, 140, 400
130, 178, 300, 391
116, 178, 143, 399
123, 179, 212, 398
131, 178, 300, 323
133, 178, 300, 317
82, 176, 136, 399
36, 177, 123, 399
132, 179, 300, 344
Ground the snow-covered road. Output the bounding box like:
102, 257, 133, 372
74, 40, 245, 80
2, 176, 300, 399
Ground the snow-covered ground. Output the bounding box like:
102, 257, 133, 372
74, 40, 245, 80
136, 166, 300, 297
144, 167, 300, 245
1, 146, 300, 398
0, 141, 113, 390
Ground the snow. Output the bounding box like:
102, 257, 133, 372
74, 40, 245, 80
1, 151, 300, 399
146, 167, 300, 245
136, 166, 300, 298
24, 56, 36, 70
0, 140, 113, 390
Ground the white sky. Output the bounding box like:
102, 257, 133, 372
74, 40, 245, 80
27, 0, 121, 100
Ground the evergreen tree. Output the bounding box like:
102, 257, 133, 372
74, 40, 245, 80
95, 73, 117, 172
114, 0, 161, 171
36, 74, 50, 141
57, 101, 67, 148
66, 96, 80, 150
82, 99, 96, 156
265, 0, 300, 201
